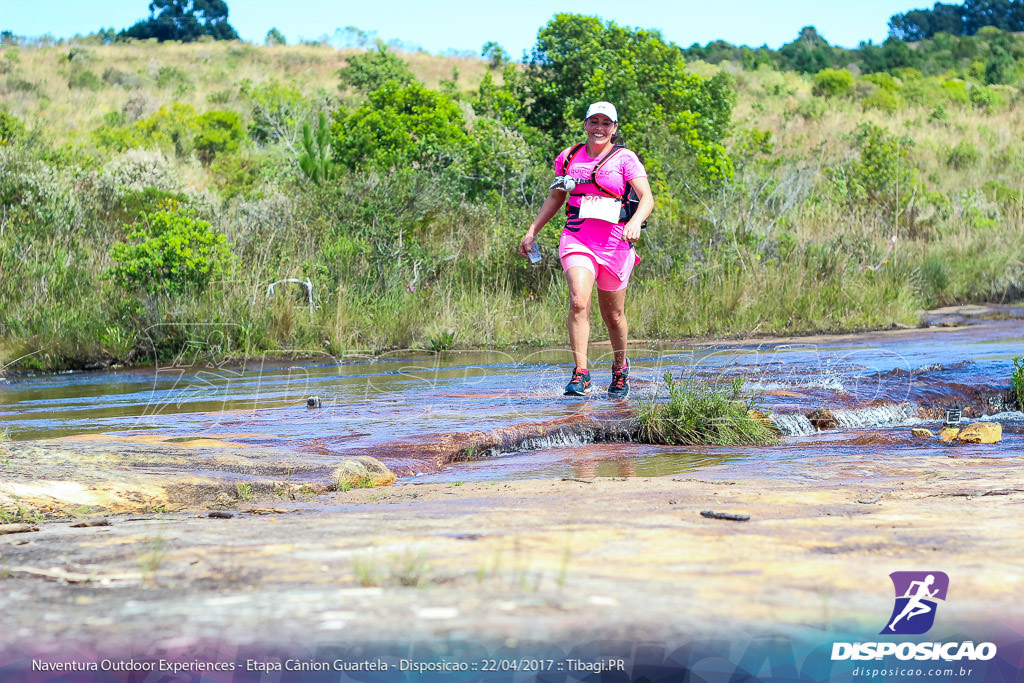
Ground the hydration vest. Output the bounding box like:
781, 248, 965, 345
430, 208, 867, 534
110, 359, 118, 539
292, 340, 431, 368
560, 143, 648, 229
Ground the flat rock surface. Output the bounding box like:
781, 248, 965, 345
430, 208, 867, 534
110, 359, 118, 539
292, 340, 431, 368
0, 439, 393, 513
1, 448, 1022, 656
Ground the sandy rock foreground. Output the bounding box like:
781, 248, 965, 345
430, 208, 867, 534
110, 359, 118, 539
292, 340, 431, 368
1, 435, 1022, 680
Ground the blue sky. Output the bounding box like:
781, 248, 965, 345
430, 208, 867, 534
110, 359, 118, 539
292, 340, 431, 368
3, 1, 930, 55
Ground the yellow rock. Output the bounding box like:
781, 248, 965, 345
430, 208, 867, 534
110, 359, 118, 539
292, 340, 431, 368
938, 428, 960, 442
911, 428, 934, 437
956, 422, 1002, 444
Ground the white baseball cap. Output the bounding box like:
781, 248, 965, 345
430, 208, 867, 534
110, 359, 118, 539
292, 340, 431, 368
585, 101, 618, 122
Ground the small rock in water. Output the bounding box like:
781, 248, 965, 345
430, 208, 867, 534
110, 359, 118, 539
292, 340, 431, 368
807, 409, 839, 430
956, 422, 1002, 444
307, 396, 322, 409
938, 427, 960, 442
912, 428, 934, 438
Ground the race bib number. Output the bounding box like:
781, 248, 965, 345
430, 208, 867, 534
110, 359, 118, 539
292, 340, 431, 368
578, 195, 621, 223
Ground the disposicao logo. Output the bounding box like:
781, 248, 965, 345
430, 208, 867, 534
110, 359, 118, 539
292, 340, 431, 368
831, 571, 997, 663
881, 571, 949, 635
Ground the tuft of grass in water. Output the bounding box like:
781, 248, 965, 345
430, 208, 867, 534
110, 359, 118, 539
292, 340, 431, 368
235, 482, 253, 501
429, 329, 456, 352
636, 372, 779, 446
1012, 356, 1024, 410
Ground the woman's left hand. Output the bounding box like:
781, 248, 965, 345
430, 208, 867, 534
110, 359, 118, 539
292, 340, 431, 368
623, 221, 642, 243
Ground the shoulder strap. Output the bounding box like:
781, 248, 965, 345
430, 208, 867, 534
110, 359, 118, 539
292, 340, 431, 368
560, 143, 586, 175
592, 144, 625, 198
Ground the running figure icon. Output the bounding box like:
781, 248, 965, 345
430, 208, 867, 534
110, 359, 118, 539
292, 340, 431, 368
881, 571, 949, 635
888, 574, 938, 631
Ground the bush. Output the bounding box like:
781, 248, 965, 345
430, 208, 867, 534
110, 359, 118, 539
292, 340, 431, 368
832, 123, 917, 216
68, 67, 102, 90
637, 372, 778, 446
108, 207, 233, 296
945, 140, 980, 169
194, 109, 244, 164
812, 68, 854, 97
134, 102, 201, 157
0, 109, 25, 145
245, 80, 310, 146
98, 149, 180, 201
332, 81, 468, 171
337, 42, 415, 93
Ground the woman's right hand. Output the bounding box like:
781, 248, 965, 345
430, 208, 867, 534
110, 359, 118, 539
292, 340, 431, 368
519, 228, 538, 258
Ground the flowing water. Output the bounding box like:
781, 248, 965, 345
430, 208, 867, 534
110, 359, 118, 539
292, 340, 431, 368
2, 311, 1022, 484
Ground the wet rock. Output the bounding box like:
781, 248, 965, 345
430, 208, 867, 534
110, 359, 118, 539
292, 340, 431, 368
0, 524, 39, 535
956, 422, 1002, 444
938, 428, 960, 442
807, 409, 839, 430
911, 428, 934, 437
0, 440, 394, 514
333, 456, 396, 490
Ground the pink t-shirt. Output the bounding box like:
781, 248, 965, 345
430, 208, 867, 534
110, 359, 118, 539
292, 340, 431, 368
554, 145, 647, 279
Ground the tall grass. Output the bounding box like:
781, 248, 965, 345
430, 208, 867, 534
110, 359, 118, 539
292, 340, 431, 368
1, 44, 1023, 371
636, 372, 779, 446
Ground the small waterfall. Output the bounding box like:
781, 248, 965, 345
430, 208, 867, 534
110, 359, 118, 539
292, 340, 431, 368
830, 402, 918, 428
770, 413, 816, 436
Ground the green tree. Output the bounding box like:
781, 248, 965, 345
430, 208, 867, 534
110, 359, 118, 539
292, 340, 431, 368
120, 0, 239, 42
337, 42, 415, 93
481, 41, 509, 69
332, 81, 468, 171
778, 27, 836, 73
523, 14, 735, 188
265, 27, 286, 46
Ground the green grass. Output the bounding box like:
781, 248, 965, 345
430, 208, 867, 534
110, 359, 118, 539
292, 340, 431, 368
636, 372, 779, 446
234, 482, 253, 501
1, 43, 1023, 373
1012, 356, 1024, 410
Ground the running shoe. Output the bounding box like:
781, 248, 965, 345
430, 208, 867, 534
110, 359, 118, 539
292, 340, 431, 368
607, 358, 630, 399
564, 367, 593, 395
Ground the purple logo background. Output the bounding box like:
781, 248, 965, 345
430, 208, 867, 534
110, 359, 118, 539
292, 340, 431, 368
881, 571, 949, 635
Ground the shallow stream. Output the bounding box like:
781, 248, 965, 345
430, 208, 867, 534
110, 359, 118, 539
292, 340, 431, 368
2, 310, 1022, 484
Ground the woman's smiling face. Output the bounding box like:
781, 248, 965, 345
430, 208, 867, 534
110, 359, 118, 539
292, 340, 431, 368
584, 113, 617, 146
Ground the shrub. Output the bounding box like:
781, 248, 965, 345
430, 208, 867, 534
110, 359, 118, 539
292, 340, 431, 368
332, 81, 468, 171
0, 109, 25, 145
99, 149, 180, 200
832, 123, 917, 216
637, 372, 778, 446
945, 140, 980, 169
812, 68, 853, 97
194, 109, 244, 164
245, 80, 310, 147
68, 67, 102, 90
108, 207, 233, 296
134, 102, 201, 157
337, 42, 415, 93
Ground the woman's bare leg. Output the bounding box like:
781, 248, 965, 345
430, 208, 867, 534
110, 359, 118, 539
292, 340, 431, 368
597, 288, 628, 370
565, 267, 596, 369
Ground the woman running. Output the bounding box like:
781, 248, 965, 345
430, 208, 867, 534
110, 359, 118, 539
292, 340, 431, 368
519, 101, 654, 398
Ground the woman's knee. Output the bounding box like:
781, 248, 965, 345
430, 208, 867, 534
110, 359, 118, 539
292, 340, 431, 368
569, 293, 591, 316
